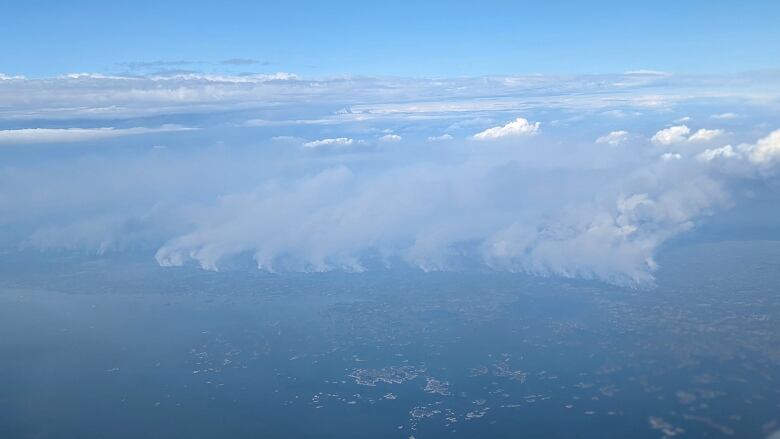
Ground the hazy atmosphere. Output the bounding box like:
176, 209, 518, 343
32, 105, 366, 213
2, 2, 780, 438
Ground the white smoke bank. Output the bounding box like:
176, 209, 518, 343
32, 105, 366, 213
153, 148, 731, 287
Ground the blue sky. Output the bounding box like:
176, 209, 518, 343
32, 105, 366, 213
2, 0, 780, 77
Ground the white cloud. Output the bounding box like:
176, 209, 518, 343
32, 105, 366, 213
697, 145, 736, 162
379, 134, 402, 142
746, 129, 780, 166
688, 128, 724, 142
661, 152, 681, 161
693, 131, 780, 172
652, 125, 723, 145
427, 134, 454, 142
0, 125, 194, 144
596, 130, 629, 146
303, 137, 354, 148
473, 117, 540, 140
711, 112, 740, 120
0, 73, 25, 81
651, 125, 691, 145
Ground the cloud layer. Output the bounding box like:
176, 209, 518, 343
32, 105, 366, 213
0, 125, 193, 144
1, 70, 779, 286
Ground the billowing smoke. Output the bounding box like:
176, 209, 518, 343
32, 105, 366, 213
1, 71, 779, 286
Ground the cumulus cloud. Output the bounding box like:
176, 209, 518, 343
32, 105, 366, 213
379, 134, 402, 142
697, 145, 737, 162
746, 130, 780, 166
596, 130, 629, 146
303, 137, 354, 148
652, 125, 723, 145
652, 125, 691, 145
473, 117, 540, 140
695, 130, 780, 174
0, 125, 194, 144
688, 128, 724, 142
